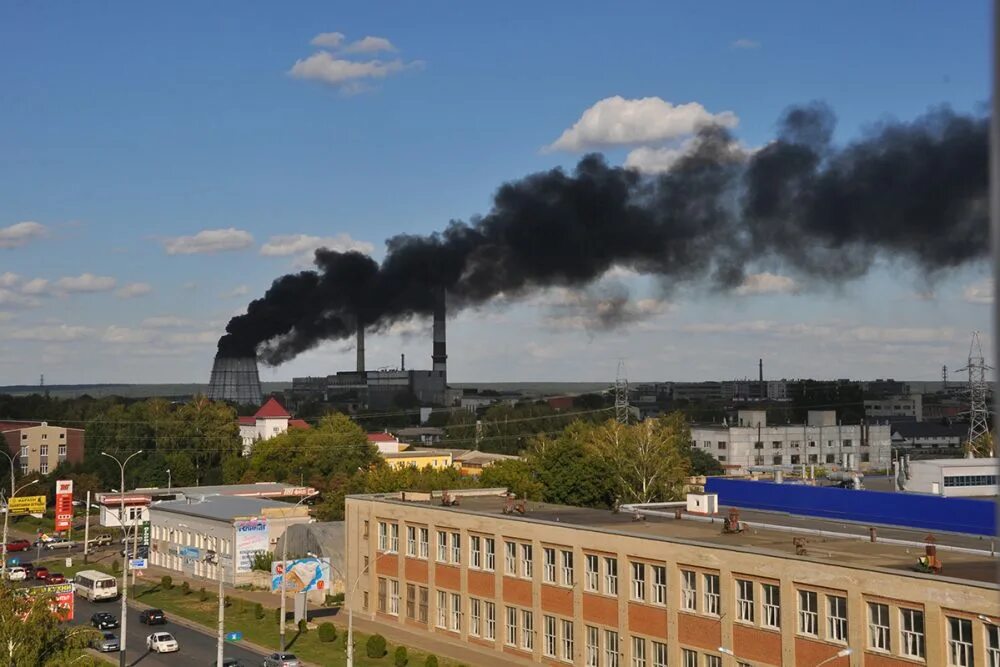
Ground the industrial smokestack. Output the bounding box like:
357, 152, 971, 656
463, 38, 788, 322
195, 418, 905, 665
207, 354, 263, 405
759, 358, 764, 385
432, 291, 447, 381
356, 321, 365, 375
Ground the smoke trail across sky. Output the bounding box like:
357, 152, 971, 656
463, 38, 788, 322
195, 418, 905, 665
218, 102, 988, 365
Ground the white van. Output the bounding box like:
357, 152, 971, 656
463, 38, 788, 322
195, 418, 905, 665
73, 570, 118, 601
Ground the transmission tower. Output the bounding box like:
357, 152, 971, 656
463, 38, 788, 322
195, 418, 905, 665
614, 360, 630, 424
957, 331, 992, 451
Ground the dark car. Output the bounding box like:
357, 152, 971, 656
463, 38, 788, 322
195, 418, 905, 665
46, 572, 66, 584
138, 608, 166, 625
91, 631, 120, 653
91, 612, 118, 630
4, 539, 30, 552
33, 567, 49, 581
213, 659, 246, 667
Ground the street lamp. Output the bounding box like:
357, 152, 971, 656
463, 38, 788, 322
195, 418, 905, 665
166, 468, 171, 491
278, 491, 318, 652
101, 450, 143, 667
346, 550, 391, 667
0, 466, 39, 579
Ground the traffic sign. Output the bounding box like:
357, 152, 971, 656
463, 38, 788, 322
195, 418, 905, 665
129, 558, 147, 570
225, 631, 242, 642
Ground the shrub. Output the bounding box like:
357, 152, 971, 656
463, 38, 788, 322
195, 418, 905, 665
255, 603, 265, 619
425, 656, 439, 667
198, 587, 208, 602
366, 634, 387, 658
318, 622, 337, 643
224, 595, 232, 608
394, 646, 408, 667
111, 559, 121, 574
298, 619, 308, 633
181, 581, 190, 595
160, 575, 173, 590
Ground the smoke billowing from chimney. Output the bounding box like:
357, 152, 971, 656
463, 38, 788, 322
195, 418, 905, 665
218, 102, 988, 365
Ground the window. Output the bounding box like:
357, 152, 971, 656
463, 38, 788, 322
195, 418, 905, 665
388, 579, 399, 616
632, 636, 646, 667
586, 626, 599, 667
827, 595, 848, 643
485, 602, 496, 640
652, 565, 666, 605
449, 593, 461, 631
378, 522, 388, 551
436, 591, 447, 628
18, 446, 26, 457
505, 542, 517, 575
544, 615, 557, 657
39, 463, 48, 474
762, 583, 780, 629
363, 591, 369, 610
866, 602, 891, 653
521, 543, 533, 578
843, 439, 852, 447
418, 587, 428, 623
631, 562, 646, 601
987, 623, 999, 667
605, 557, 618, 595
505, 607, 517, 646
772, 440, 781, 449
522, 610, 534, 651
790, 440, 801, 448
704, 573, 720, 616
389, 523, 399, 553
585, 554, 599, 591
471, 536, 482, 569
544, 548, 557, 583
470, 598, 481, 636
437, 531, 448, 561
561, 619, 574, 662
604, 630, 620, 667
718, 441, 727, 449
406, 526, 417, 556
406, 584, 416, 619
652, 641, 667, 667
825, 453, 835, 464
736, 579, 754, 623
682, 649, 697, 667
900, 608, 925, 659
561, 550, 574, 586
419, 527, 429, 558
809, 454, 818, 463
485, 538, 496, 571
377, 577, 387, 612
799, 590, 818, 636
681, 570, 697, 611
705, 656, 722, 667
790, 454, 801, 464
58, 444, 66, 457
450, 532, 461, 564
948, 617, 973, 667
772, 455, 783, 465
19, 463, 26, 475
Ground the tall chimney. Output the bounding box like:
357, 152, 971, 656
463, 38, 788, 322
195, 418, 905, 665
432, 291, 447, 381
356, 321, 366, 375
759, 358, 764, 385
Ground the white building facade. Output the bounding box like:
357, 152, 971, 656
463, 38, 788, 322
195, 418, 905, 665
690, 410, 891, 472
904, 458, 999, 497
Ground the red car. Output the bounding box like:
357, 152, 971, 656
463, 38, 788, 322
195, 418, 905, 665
46, 573, 66, 584
5, 540, 30, 552
33, 567, 49, 581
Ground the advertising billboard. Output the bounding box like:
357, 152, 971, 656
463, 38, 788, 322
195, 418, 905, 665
24, 583, 74, 621
54, 480, 73, 532
7, 495, 46, 515
270, 557, 332, 593
233, 518, 268, 573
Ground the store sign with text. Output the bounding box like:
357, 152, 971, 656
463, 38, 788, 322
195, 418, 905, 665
54, 480, 73, 532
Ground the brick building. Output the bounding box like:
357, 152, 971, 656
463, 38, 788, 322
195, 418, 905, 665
345, 490, 999, 667
1, 421, 84, 475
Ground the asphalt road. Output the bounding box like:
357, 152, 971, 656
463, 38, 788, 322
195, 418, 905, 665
74, 595, 268, 667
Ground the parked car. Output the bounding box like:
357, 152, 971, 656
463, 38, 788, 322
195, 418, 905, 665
5, 567, 26, 581
46, 572, 66, 584
92, 632, 120, 653
91, 612, 119, 630
213, 659, 246, 667
44, 538, 75, 551
138, 608, 166, 625
146, 632, 178, 653
262, 654, 301, 667
87, 534, 113, 547
4, 539, 30, 552
33, 567, 49, 581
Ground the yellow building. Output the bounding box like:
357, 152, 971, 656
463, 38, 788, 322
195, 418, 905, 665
382, 448, 454, 470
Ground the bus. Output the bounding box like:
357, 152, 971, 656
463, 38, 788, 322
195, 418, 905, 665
73, 570, 118, 601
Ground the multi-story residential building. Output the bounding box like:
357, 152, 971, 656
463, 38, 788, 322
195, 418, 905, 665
864, 395, 923, 422
0, 421, 84, 475
345, 489, 999, 667
690, 411, 890, 471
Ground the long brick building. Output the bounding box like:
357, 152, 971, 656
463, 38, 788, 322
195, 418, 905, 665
345, 489, 999, 667
0, 421, 84, 475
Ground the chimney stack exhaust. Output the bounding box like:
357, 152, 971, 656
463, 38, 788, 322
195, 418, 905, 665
356, 321, 365, 375
432, 291, 447, 382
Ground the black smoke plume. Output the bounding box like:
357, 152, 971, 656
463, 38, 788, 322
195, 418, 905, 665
218, 102, 988, 364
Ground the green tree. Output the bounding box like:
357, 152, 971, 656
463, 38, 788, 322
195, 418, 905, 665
528, 423, 616, 508
0, 582, 98, 665
478, 459, 543, 500
965, 432, 996, 458
688, 447, 724, 476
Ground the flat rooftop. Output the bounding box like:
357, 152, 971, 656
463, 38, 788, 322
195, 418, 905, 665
152, 495, 304, 522
131, 482, 316, 498
364, 493, 999, 586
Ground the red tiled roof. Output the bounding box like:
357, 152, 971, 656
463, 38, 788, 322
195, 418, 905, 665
367, 432, 398, 443
238, 416, 256, 426
254, 397, 291, 419
289, 419, 310, 430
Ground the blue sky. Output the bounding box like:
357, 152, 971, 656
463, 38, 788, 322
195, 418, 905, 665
0, 1, 992, 384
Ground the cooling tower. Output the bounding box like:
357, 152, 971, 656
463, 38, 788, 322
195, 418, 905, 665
207, 354, 263, 405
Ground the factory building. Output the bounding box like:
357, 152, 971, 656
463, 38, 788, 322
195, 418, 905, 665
345, 488, 999, 667
864, 394, 923, 422
904, 458, 999, 497
690, 410, 891, 471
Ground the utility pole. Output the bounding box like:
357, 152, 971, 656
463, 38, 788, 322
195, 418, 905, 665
614, 359, 630, 424
958, 331, 993, 455
83, 490, 91, 562
101, 450, 143, 667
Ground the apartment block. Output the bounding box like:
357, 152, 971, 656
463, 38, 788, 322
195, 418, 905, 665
1, 421, 84, 475
345, 490, 999, 667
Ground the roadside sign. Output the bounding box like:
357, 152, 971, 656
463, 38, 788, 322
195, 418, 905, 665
179, 546, 200, 560
54, 480, 73, 532
8, 495, 46, 515
225, 631, 243, 642
129, 558, 147, 570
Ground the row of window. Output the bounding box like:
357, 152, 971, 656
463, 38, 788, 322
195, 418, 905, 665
19, 444, 68, 456
19, 432, 66, 440
704, 439, 861, 450
711, 453, 872, 464
943, 474, 998, 487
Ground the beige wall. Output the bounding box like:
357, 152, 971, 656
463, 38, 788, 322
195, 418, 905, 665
346, 495, 999, 667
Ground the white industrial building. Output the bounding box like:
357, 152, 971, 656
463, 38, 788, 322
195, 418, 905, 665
903, 458, 999, 497
690, 410, 891, 472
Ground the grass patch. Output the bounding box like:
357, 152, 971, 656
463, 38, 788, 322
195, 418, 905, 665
131, 583, 463, 667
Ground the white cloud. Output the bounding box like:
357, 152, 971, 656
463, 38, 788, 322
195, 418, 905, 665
962, 278, 993, 304
734, 272, 799, 296
7, 324, 94, 342
141, 316, 196, 329
0, 288, 37, 309
545, 96, 738, 152
116, 282, 152, 299
678, 320, 958, 346
101, 326, 155, 344
260, 233, 375, 266
731, 38, 760, 49
289, 51, 419, 89
342, 36, 396, 53
54, 273, 117, 293
0, 221, 47, 249
310, 31, 345, 48
163, 330, 219, 345
0, 273, 19, 288
20, 278, 49, 295
161, 228, 254, 255
221, 285, 249, 299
